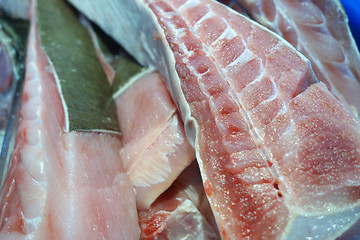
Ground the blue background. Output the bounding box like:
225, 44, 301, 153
341, 0, 360, 49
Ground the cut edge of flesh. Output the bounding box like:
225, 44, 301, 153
114, 69, 195, 210
65, 0, 360, 238
127, 1, 360, 238
0, 0, 141, 238
235, 0, 360, 117
138, 162, 220, 239
82, 12, 197, 211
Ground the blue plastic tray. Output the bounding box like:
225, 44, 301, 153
341, 0, 360, 48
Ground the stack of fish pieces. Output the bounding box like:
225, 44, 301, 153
67, 0, 360, 239
0, 0, 203, 239
0, 0, 142, 239
0, 0, 360, 239
82, 16, 197, 211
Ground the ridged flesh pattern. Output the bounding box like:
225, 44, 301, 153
236, 0, 360, 116
115, 70, 195, 210
0, 1, 140, 239
146, 0, 360, 239
12, 0, 360, 238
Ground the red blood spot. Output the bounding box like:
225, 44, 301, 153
273, 181, 279, 190
143, 213, 169, 236
267, 160, 273, 167
221, 228, 230, 240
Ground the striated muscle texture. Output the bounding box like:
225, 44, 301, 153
0, 1, 140, 239
235, 0, 360, 116
67, 0, 360, 239
115, 70, 195, 210
138, 162, 219, 240
147, 0, 360, 239
85, 13, 196, 210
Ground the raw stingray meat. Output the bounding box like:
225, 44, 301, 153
234, 0, 360, 116
82, 18, 196, 210
68, 0, 360, 239
114, 69, 195, 210
138, 162, 219, 239
83, 16, 196, 210
141, 2, 360, 238
0, 1, 140, 239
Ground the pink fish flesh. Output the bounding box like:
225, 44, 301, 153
234, 0, 360, 116
67, 0, 360, 239
83, 16, 196, 211
138, 162, 219, 239
0, 1, 140, 239
146, 1, 360, 238
115, 69, 195, 210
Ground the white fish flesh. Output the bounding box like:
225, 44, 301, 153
0, 1, 140, 239
115, 69, 195, 210
84, 16, 196, 210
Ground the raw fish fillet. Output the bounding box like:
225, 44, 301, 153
138, 162, 219, 239
235, 0, 360, 116
115, 69, 195, 210
83, 17, 195, 210
0, 1, 140, 239
68, 0, 360, 239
